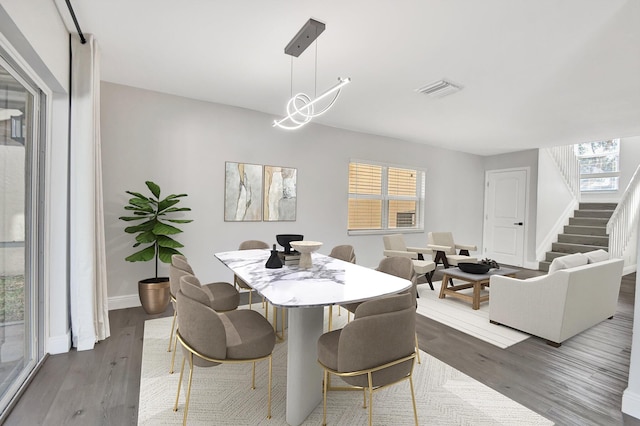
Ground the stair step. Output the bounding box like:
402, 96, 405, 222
558, 233, 609, 246
551, 242, 609, 254
563, 225, 608, 236
545, 251, 568, 262
539, 261, 551, 272
574, 209, 614, 219
569, 217, 609, 227
579, 202, 617, 210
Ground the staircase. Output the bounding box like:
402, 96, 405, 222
539, 202, 616, 272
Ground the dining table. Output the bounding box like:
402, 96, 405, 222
215, 249, 412, 425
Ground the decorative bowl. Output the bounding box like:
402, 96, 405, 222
276, 234, 304, 254
458, 262, 491, 274
289, 241, 323, 268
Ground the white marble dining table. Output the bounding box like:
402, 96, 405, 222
215, 249, 412, 425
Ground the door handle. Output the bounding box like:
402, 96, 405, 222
513, 222, 524, 226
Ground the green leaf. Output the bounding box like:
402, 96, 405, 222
124, 219, 156, 234
158, 247, 181, 263
119, 216, 146, 222
157, 235, 184, 248
162, 207, 191, 213
135, 231, 156, 244
166, 194, 188, 200
133, 242, 141, 247
125, 191, 150, 200
166, 219, 193, 224
152, 222, 182, 235
124, 205, 153, 213
129, 198, 151, 209
146, 181, 161, 199
157, 198, 180, 213
125, 245, 156, 262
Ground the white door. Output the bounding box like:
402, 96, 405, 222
484, 169, 527, 266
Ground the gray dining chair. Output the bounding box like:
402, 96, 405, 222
327, 244, 357, 330
317, 292, 418, 426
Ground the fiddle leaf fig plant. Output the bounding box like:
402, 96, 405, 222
119, 181, 192, 278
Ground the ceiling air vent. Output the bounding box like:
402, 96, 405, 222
415, 79, 462, 98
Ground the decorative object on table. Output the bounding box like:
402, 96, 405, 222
265, 244, 284, 269
276, 234, 304, 254
272, 18, 351, 130
289, 241, 323, 268
480, 258, 500, 269
119, 181, 192, 314
263, 165, 297, 221
458, 262, 491, 275
224, 161, 263, 221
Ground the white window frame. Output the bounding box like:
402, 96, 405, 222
347, 159, 425, 235
574, 139, 620, 192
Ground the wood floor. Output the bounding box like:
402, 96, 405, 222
4, 269, 640, 425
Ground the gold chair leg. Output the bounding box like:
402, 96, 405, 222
415, 333, 421, 364
251, 361, 256, 390
338, 305, 341, 316
167, 309, 177, 352
173, 356, 186, 412
248, 289, 253, 309
183, 354, 194, 426
322, 369, 328, 426
328, 305, 333, 331
267, 355, 273, 419
409, 375, 418, 425
169, 334, 178, 374
367, 372, 374, 426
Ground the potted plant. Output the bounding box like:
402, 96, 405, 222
119, 181, 192, 314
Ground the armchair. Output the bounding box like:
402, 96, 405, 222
426, 231, 477, 268
382, 234, 435, 290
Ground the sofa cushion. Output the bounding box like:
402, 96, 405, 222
548, 252, 588, 274
585, 249, 610, 264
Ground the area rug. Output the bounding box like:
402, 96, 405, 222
139, 310, 552, 425
416, 280, 530, 349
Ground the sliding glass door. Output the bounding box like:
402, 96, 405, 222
0, 54, 42, 414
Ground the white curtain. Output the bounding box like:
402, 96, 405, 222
70, 34, 110, 351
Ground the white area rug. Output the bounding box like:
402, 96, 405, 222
417, 279, 530, 349
139, 307, 552, 425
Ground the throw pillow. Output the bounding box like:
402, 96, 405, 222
548, 252, 588, 274
585, 249, 609, 263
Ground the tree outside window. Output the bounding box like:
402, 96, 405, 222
574, 140, 620, 192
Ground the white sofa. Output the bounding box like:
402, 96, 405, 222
489, 251, 624, 346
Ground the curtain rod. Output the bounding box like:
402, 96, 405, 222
65, 0, 86, 44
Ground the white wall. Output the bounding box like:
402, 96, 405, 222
100, 82, 486, 305
0, 2, 71, 353
483, 149, 539, 267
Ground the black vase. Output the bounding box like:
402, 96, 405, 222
265, 244, 283, 269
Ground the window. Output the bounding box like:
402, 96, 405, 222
574, 140, 620, 192
348, 161, 425, 233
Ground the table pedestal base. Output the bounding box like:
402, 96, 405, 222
286, 307, 324, 425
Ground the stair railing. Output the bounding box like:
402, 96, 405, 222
607, 164, 640, 258
546, 145, 581, 200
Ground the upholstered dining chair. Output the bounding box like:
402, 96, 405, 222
327, 244, 357, 330
317, 292, 418, 426
383, 234, 436, 291
173, 276, 276, 425
168, 255, 240, 373
341, 256, 421, 363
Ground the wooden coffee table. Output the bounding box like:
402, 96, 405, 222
438, 267, 518, 310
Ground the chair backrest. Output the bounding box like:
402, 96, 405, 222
376, 256, 417, 307
176, 289, 226, 366
180, 274, 211, 305
427, 232, 456, 255
382, 234, 408, 252
170, 254, 194, 297
239, 240, 269, 250
339, 293, 415, 387
329, 245, 356, 263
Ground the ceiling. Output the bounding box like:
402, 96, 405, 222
63, 0, 640, 156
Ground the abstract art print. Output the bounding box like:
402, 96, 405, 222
263, 165, 297, 221
224, 162, 263, 221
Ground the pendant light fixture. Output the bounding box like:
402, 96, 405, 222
273, 18, 351, 130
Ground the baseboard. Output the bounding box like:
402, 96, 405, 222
108, 294, 141, 311
623, 264, 637, 276
48, 329, 71, 355
622, 388, 640, 420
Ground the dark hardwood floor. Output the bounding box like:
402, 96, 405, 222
4, 268, 640, 425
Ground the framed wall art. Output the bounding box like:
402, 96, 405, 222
263, 165, 297, 221
224, 162, 263, 221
